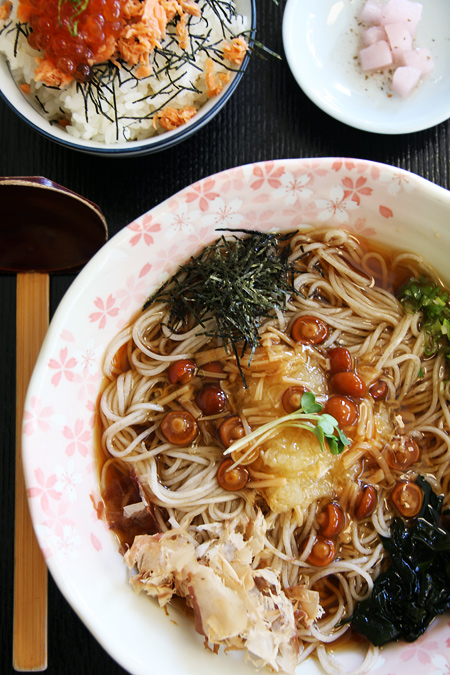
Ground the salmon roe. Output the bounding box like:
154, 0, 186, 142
22, 0, 125, 81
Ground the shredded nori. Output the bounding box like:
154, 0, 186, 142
143, 229, 301, 384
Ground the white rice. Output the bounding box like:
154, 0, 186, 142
0, 1, 248, 144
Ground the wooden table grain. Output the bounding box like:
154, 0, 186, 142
1, 2, 449, 673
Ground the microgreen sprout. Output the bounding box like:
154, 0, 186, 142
223, 392, 350, 460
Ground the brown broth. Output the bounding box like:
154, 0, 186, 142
95, 232, 442, 552
100, 467, 159, 554
95, 382, 161, 554
340, 234, 417, 294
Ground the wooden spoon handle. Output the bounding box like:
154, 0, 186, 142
13, 273, 49, 671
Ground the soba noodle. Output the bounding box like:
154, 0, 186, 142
98, 228, 450, 675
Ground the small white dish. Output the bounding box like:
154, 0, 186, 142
282, 0, 450, 134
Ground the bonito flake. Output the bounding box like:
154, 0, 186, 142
124, 512, 323, 673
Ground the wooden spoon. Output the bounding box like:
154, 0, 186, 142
0, 177, 108, 671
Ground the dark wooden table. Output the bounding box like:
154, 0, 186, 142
1, 1, 449, 673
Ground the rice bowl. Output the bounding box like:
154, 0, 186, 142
0, 0, 255, 155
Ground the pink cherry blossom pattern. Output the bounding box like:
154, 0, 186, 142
85, 458, 97, 475
73, 342, 100, 378
295, 159, 330, 180
139, 263, 151, 278
91, 532, 103, 551
380, 167, 415, 195
55, 460, 83, 502
380, 205, 394, 218
127, 214, 161, 247
342, 175, 373, 205
55, 526, 81, 555
75, 373, 100, 403
184, 177, 219, 212
398, 635, 440, 664
27, 468, 62, 513
165, 210, 195, 237
316, 186, 359, 223
166, 196, 181, 212
60, 329, 75, 343
346, 218, 377, 238
331, 159, 370, 174
369, 164, 382, 181
116, 272, 150, 312
63, 418, 91, 457
23, 396, 54, 435
219, 166, 247, 193
89, 294, 119, 329
152, 244, 187, 275
281, 200, 319, 229
187, 226, 215, 248
250, 161, 285, 191
69, 340, 103, 401
202, 197, 244, 228
48, 346, 78, 387
281, 172, 313, 206
86, 399, 99, 430
244, 208, 277, 230
39, 499, 72, 533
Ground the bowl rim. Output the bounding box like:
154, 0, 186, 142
0, 0, 256, 156
22, 157, 450, 675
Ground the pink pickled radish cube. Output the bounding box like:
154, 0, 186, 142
359, 0, 384, 25
362, 25, 387, 46
381, 0, 423, 37
359, 41, 393, 71
391, 65, 421, 97
385, 22, 413, 60
400, 48, 434, 75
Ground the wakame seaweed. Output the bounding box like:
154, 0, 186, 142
143, 229, 300, 383
350, 477, 450, 646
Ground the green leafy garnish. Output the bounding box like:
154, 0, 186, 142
298, 391, 322, 414
143, 229, 301, 384
58, 0, 89, 37
223, 392, 350, 459
350, 477, 450, 646
397, 276, 450, 359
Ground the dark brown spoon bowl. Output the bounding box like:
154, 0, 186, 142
0, 176, 107, 272
0, 176, 107, 671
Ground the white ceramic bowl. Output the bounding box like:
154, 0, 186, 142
23, 158, 450, 674
0, 0, 255, 156
283, 0, 450, 134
